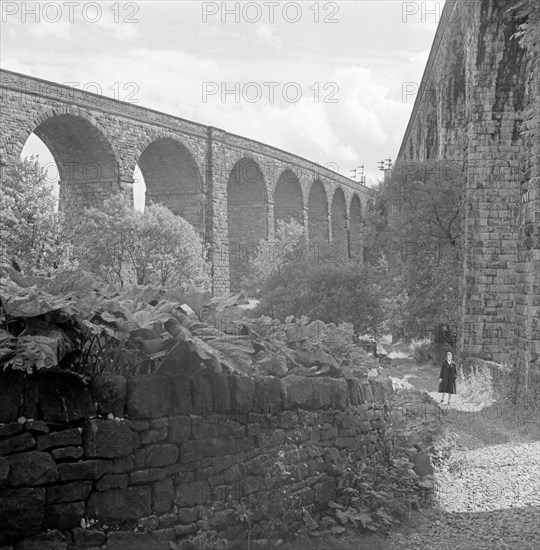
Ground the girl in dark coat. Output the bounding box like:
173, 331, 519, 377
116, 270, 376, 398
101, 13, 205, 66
439, 351, 457, 405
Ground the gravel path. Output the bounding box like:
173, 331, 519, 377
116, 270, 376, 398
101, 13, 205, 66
384, 365, 540, 550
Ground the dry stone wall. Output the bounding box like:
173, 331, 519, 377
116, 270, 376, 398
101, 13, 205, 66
0, 370, 392, 549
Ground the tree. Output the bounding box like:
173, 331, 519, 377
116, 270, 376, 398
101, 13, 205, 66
257, 262, 384, 336
239, 217, 305, 295
0, 157, 74, 274
73, 194, 136, 287
75, 194, 210, 289
364, 159, 464, 340
130, 202, 210, 289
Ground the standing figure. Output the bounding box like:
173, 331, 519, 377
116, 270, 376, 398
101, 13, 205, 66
439, 351, 457, 405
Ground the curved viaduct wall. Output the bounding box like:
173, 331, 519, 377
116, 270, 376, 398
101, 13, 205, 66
397, 0, 539, 387
0, 70, 374, 295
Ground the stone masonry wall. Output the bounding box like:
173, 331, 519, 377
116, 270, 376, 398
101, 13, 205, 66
397, 0, 540, 389
0, 70, 375, 297
0, 370, 392, 549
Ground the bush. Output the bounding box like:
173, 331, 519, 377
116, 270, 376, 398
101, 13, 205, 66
0, 157, 74, 274
74, 194, 210, 289
256, 262, 384, 336
456, 363, 495, 405
409, 339, 451, 365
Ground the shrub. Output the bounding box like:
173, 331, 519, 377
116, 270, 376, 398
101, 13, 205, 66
74, 194, 210, 290
0, 157, 75, 274
257, 263, 384, 336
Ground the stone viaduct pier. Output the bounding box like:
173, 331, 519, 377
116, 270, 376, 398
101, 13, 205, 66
396, 0, 539, 388
0, 70, 373, 294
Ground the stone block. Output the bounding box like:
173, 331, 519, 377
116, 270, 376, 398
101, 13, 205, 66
278, 410, 298, 429
174, 480, 208, 507
253, 376, 282, 412
209, 371, 230, 413
311, 378, 332, 408
51, 446, 83, 461
72, 527, 107, 549
12, 529, 67, 550
152, 478, 174, 514
347, 379, 362, 406
128, 420, 151, 431
126, 376, 171, 419
131, 430, 141, 449
130, 468, 166, 485
7, 451, 58, 486
137, 514, 159, 530
177, 506, 198, 524
169, 375, 191, 415
0, 371, 25, 423
57, 460, 112, 481
90, 373, 126, 417
24, 420, 48, 434
36, 428, 82, 450
105, 529, 175, 550
95, 473, 129, 491
146, 444, 179, 468
87, 486, 152, 523
82, 419, 132, 458
133, 448, 147, 470
43, 500, 85, 529
190, 416, 219, 439
359, 380, 374, 403
190, 373, 213, 416
370, 375, 393, 403
168, 416, 191, 443
281, 375, 314, 410
0, 457, 8, 488
36, 372, 96, 422
47, 481, 92, 504
228, 375, 255, 412
140, 427, 168, 445
329, 379, 349, 410
0, 422, 23, 438
158, 511, 179, 527
180, 438, 229, 463
151, 418, 168, 429
0, 432, 35, 455
113, 455, 135, 474
0, 487, 45, 544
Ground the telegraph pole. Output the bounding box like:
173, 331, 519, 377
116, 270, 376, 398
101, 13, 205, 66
350, 165, 365, 185
377, 158, 393, 181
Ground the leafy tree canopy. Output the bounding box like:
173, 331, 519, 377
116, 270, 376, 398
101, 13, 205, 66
74, 194, 210, 290
364, 159, 464, 340
0, 157, 74, 274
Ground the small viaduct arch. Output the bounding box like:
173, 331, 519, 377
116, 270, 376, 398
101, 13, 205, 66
0, 69, 375, 294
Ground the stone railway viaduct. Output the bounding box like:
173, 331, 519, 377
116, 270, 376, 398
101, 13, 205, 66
0, 69, 373, 294
397, 0, 539, 388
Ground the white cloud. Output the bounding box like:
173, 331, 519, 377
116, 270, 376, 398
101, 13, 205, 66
5, 2, 440, 187
93, 16, 140, 40
255, 24, 281, 49
27, 20, 73, 40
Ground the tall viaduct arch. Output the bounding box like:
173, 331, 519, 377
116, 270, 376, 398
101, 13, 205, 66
0, 69, 373, 294
396, 0, 539, 389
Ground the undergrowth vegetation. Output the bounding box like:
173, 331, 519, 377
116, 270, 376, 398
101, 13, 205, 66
0, 265, 378, 382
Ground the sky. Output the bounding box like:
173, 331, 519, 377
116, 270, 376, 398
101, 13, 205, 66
1, 0, 444, 209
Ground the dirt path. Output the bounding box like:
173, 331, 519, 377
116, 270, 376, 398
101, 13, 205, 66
282, 352, 539, 550
382, 353, 540, 550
